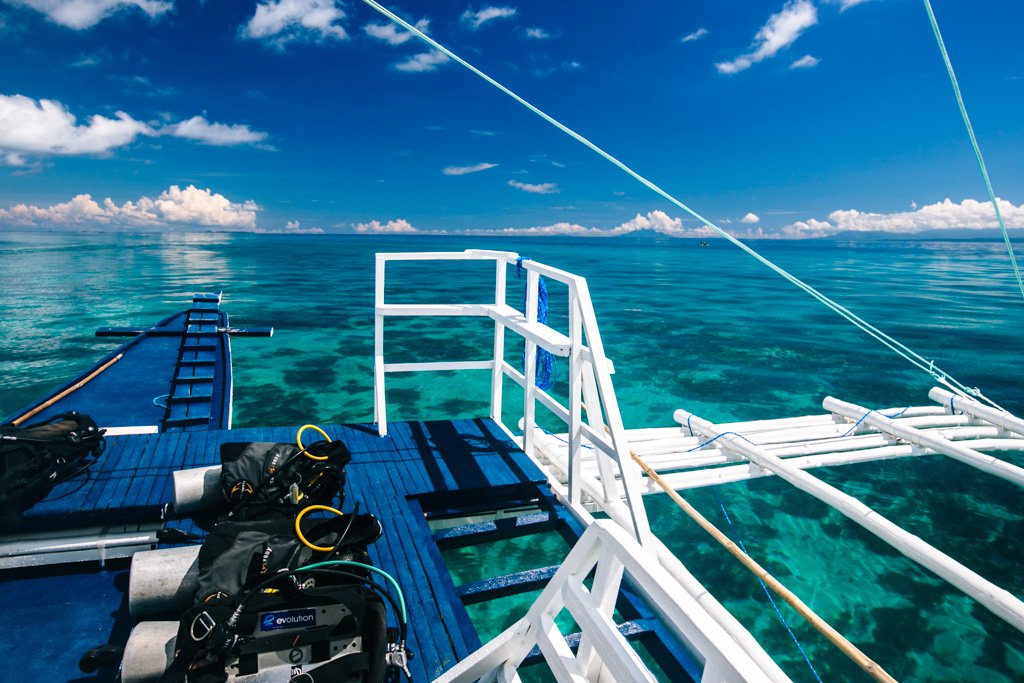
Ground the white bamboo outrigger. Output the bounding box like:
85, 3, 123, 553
374, 251, 1024, 682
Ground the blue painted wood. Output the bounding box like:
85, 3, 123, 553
454, 565, 560, 605
432, 512, 556, 550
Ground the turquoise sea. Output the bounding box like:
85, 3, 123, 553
1, 230, 1022, 681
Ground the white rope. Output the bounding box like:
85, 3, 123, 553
360, 0, 992, 405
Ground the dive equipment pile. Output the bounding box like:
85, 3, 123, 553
110, 425, 411, 682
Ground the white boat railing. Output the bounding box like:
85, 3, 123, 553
374, 249, 652, 544
432, 520, 780, 683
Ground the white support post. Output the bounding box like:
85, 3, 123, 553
580, 360, 619, 506
568, 296, 584, 506
576, 554, 625, 679
374, 254, 387, 437
574, 280, 653, 546
491, 259, 507, 423
522, 269, 539, 459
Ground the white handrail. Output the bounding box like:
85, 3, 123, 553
432, 521, 781, 683
373, 250, 652, 544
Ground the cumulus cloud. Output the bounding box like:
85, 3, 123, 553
169, 116, 268, 146
716, 0, 817, 74
790, 54, 820, 69
0, 93, 152, 165
524, 27, 553, 39
443, 162, 497, 176
353, 218, 418, 234
0, 184, 260, 229
781, 198, 1024, 238
363, 18, 429, 45
395, 50, 449, 72
8, 0, 171, 30
681, 27, 708, 43
242, 0, 347, 48
460, 6, 516, 30
508, 180, 558, 194
0, 94, 270, 165
741, 212, 760, 224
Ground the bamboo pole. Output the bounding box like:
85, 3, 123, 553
628, 447, 898, 683
12, 353, 123, 426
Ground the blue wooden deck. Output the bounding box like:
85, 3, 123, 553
18, 417, 545, 680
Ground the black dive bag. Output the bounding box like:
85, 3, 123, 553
219, 440, 351, 520
0, 411, 105, 519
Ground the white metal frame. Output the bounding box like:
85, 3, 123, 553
374, 250, 652, 544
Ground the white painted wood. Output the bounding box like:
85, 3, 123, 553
569, 297, 584, 506
485, 303, 572, 355
564, 579, 657, 683
930, 386, 1024, 437
374, 254, 386, 436
825, 396, 1024, 487
491, 259, 507, 423
573, 279, 653, 546
377, 303, 488, 316
101, 425, 160, 435
382, 361, 494, 373
677, 409, 1024, 634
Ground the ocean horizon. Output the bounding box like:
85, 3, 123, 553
1, 230, 1022, 680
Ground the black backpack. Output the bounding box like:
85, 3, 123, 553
0, 412, 105, 519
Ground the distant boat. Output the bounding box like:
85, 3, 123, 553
698, 240, 710, 247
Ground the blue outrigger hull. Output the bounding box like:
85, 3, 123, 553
4, 293, 236, 433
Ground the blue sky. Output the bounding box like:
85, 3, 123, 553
0, 0, 1022, 237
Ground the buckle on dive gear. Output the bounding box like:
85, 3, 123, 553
190, 611, 217, 642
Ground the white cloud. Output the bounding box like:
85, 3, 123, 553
716, 0, 818, 74
460, 6, 516, 30
395, 50, 449, 72
443, 162, 497, 176
363, 18, 429, 45
169, 116, 268, 146
742, 212, 760, 224
0, 184, 260, 229
781, 198, 1024, 238
525, 27, 553, 39
464, 211, 707, 238
263, 219, 323, 234
0, 93, 153, 165
353, 218, 418, 234
508, 180, 558, 194
790, 54, 820, 69
8, 0, 171, 30
0, 94, 270, 165
826, 0, 873, 10
681, 27, 708, 43
241, 0, 347, 48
